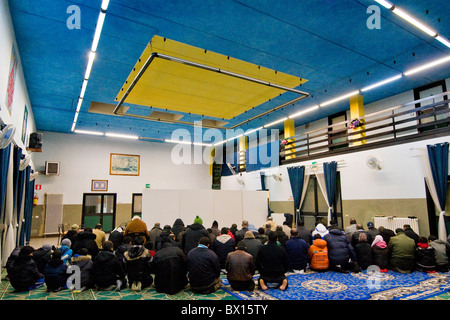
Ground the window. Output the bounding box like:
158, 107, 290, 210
82, 193, 116, 233
300, 173, 343, 230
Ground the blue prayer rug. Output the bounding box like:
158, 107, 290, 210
221, 270, 450, 300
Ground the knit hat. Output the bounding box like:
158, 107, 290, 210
194, 215, 203, 225
42, 244, 52, 252
61, 238, 71, 247
367, 222, 374, 228
244, 231, 255, 239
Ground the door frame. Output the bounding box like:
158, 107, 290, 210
82, 193, 117, 232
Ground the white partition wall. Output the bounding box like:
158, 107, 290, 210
213, 190, 243, 229
142, 189, 268, 229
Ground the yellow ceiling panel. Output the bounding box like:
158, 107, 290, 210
115, 35, 307, 119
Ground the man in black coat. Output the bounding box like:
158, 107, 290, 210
324, 225, 358, 273
187, 236, 221, 294
182, 216, 209, 255
403, 224, 420, 244
92, 241, 127, 291
255, 231, 289, 291
6, 246, 45, 292
151, 237, 188, 294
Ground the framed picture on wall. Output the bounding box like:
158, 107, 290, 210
110, 153, 140, 176
91, 180, 108, 191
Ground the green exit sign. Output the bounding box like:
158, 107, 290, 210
146, 184, 151, 189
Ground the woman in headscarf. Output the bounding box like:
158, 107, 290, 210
371, 235, 389, 272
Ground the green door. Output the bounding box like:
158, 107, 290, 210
82, 193, 116, 232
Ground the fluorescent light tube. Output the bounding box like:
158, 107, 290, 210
213, 140, 227, 147
436, 35, 450, 48
404, 55, 450, 76
165, 139, 192, 145
105, 132, 139, 140
392, 7, 437, 37
360, 74, 403, 92
101, 0, 110, 11
374, 0, 393, 9
74, 130, 104, 136
91, 12, 106, 52
193, 142, 212, 147
288, 105, 319, 119
244, 126, 263, 136
319, 90, 360, 107
80, 79, 88, 99
264, 117, 288, 128
75, 98, 83, 112
84, 51, 96, 80
71, 121, 76, 132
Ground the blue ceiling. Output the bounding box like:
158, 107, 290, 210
8, 0, 450, 141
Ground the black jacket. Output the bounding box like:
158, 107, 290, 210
32, 248, 52, 274
151, 242, 188, 294
405, 228, 420, 244
187, 246, 221, 288
324, 228, 357, 266
182, 223, 210, 255
93, 250, 126, 288
212, 234, 235, 268
372, 245, 389, 270
70, 254, 94, 288
415, 244, 436, 270
7, 256, 44, 292
354, 242, 373, 270
108, 230, 124, 250
72, 231, 99, 258
123, 245, 152, 283
255, 241, 289, 278
44, 260, 68, 290
172, 219, 185, 241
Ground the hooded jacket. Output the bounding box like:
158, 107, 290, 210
124, 245, 152, 283
172, 219, 185, 240
182, 223, 210, 255
212, 234, 235, 268
323, 228, 357, 267
311, 223, 329, 239
354, 241, 373, 270
308, 238, 329, 270
255, 241, 289, 278
285, 236, 310, 270
72, 231, 99, 258
70, 254, 94, 288
7, 255, 44, 292
187, 245, 221, 288
415, 242, 436, 271
124, 217, 149, 243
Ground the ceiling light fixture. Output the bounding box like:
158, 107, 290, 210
374, 0, 393, 9
74, 129, 104, 136
71, 2, 108, 132
288, 105, 319, 119
403, 55, 450, 76
105, 133, 139, 140
264, 117, 288, 128
392, 7, 437, 37
319, 90, 360, 107
244, 126, 264, 136
436, 35, 450, 48
165, 139, 192, 145
360, 74, 403, 92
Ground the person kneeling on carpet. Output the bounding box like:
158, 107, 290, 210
93, 241, 127, 291
187, 236, 222, 294
44, 249, 69, 292
255, 231, 289, 291
124, 236, 154, 291
6, 246, 45, 292
225, 241, 256, 291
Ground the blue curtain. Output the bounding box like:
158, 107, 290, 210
0, 144, 12, 232
13, 146, 22, 211
323, 161, 338, 223
287, 166, 305, 225
427, 142, 449, 235
20, 166, 34, 245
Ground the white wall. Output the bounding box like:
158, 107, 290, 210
32, 132, 212, 205
0, 0, 36, 156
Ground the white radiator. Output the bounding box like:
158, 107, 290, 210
44, 193, 63, 235
373, 217, 419, 235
